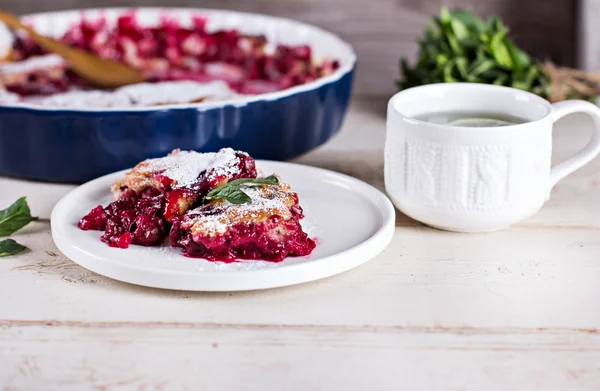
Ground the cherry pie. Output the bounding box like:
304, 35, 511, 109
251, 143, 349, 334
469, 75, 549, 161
78, 149, 315, 262
169, 175, 315, 262
0, 12, 339, 106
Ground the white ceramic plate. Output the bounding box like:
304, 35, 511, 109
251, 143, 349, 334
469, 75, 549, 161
51, 161, 395, 291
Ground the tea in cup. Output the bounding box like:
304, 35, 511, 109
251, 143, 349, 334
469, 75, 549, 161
385, 83, 600, 232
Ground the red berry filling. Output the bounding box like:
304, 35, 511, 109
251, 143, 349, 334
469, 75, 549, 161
78, 205, 108, 231
6, 12, 340, 98
167, 175, 315, 262
93, 191, 166, 248
169, 211, 315, 263
78, 150, 258, 251
78, 149, 315, 262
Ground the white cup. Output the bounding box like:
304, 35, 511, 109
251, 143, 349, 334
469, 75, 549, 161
385, 83, 600, 232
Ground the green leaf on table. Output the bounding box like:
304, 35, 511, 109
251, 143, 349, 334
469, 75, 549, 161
0, 197, 37, 237
0, 239, 26, 257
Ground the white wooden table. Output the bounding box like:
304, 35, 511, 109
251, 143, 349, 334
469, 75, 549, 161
1, 98, 600, 390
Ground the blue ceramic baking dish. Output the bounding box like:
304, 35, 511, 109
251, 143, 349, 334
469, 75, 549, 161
0, 8, 356, 182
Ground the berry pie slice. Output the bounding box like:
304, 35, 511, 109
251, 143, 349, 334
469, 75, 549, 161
78, 148, 316, 262
169, 175, 316, 262
78, 148, 257, 248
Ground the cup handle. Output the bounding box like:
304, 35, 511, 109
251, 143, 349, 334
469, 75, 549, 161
549, 100, 600, 190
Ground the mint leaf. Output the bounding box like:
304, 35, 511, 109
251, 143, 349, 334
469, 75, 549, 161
208, 185, 252, 205
469, 59, 496, 77
490, 33, 513, 69
506, 41, 531, 71
216, 175, 280, 189
220, 188, 253, 205
205, 175, 279, 205
0, 239, 26, 257
450, 18, 469, 41
439, 7, 453, 26
0, 197, 37, 237
451, 9, 486, 34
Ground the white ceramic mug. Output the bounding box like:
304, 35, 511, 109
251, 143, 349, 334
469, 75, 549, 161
385, 83, 600, 232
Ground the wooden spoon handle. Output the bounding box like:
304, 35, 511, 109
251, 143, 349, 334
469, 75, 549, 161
0, 9, 76, 62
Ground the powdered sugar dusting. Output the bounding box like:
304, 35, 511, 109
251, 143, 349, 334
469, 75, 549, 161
0, 54, 65, 75
0, 89, 21, 103
19, 80, 241, 108
27, 90, 133, 108
184, 181, 292, 236
115, 80, 240, 106
208, 147, 245, 179
145, 148, 241, 188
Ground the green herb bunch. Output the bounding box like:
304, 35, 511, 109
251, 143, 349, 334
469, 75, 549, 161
399, 8, 552, 98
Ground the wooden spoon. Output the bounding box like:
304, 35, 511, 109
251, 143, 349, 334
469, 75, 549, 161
0, 9, 145, 88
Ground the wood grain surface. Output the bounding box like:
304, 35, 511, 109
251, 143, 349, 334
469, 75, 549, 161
1, 98, 600, 389
2, 324, 600, 390
0, 0, 577, 96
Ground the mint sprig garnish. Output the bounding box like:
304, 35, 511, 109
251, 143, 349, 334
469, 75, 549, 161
0, 197, 37, 257
0, 239, 26, 257
0, 197, 37, 237
205, 175, 279, 205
